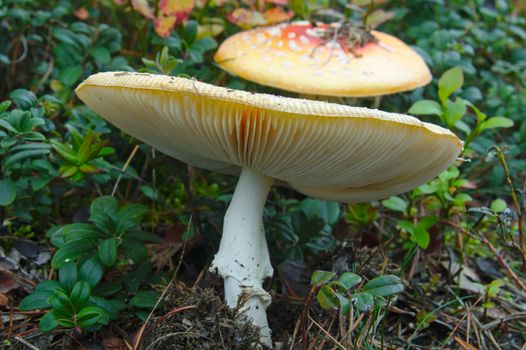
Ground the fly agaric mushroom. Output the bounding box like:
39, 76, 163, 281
214, 21, 431, 97
75, 72, 461, 347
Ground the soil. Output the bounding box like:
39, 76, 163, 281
139, 282, 263, 350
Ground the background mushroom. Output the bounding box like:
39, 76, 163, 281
75, 72, 461, 347
214, 21, 431, 98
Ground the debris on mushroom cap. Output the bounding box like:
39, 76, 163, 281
214, 21, 432, 97
75, 72, 461, 203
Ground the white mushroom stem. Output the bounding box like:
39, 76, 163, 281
210, 168, 274, 347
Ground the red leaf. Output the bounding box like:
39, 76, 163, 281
74, 7, 89, 20
159, 0, 195, 23
154, 15, 178, 37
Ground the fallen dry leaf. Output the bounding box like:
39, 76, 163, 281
103, 337, 127, 350
0, 293, 8, 306
454, 336, 478, 350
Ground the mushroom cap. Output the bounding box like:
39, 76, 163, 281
214, 22, 432, 97
75, 72, 461, 203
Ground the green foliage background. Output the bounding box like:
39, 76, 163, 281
1, 0, 525, 347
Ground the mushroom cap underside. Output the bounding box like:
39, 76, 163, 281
75, 72, 462, 203
214, 22, 431, 97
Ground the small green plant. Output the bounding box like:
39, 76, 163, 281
300, 270, 404, 348
141, 46, 182, 75
0, 95, 57, 220
310, 271, 404, 314
267, 198, 341, 262
481, 279, 505, 311
19, 260, 113, 332
50, 127, 114, 182
49, 196, 161, 269
397, 216, 438, 249
409, 66, 513, 150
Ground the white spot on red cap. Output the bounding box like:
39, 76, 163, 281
299, 35, 310, 44
288, 40, 302, 52
267, 27, 282, 37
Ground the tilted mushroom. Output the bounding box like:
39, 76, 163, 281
214, 21, 431, 97
75, 72, 461, 347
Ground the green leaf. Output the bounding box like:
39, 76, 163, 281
382, 196, 407, 213
444, 98, 467, 127
339, 272, 362, 290
0, 179, 16, 206
183, 20, 198, 44
56, 317, 76, 328
408, 100, 442, 116
353, 292, 374, 313
63, 224, 102, 242
98, 238, 118, 267
129, 291, 158, 309
48, 290, 75, 316
79, 163, 99, 174
299, 199, 341, 225
90, 196, 118, 217
51, 240, 96, 268
88, 46, 111, 65
58, 65, 83, 86
438, 66, 464, 104
121, 237, 148, 263
39, 311, 58, 332
363, 275, 404, 297
415, 229, 430, 249
19, 291, 53, 310
77, 132, 96, 164
35, 281, 61, 293
336, 293, 351, 314
9, 89, 38, 109
0, 100, 11, 113
316, 285, 339, 310
58, 261, 77, 291
88, 296, 119, 319
3, 149, 50, 168
79, 257, 104, 287
413, 216, 438, 248
140, 185, 159, 200
311, 270, 336, 286
70, 281, 91, 310
50, 140, 78, 163
59, 165, 78, 178
480, 117, 514, 131
115, 204, 149, 233
90, 213, 116, 234
77, 306, 109, 328
490, 199, 507, 212
52, 27, 82, 48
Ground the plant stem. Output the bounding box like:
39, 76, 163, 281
494, 146, 526, 270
